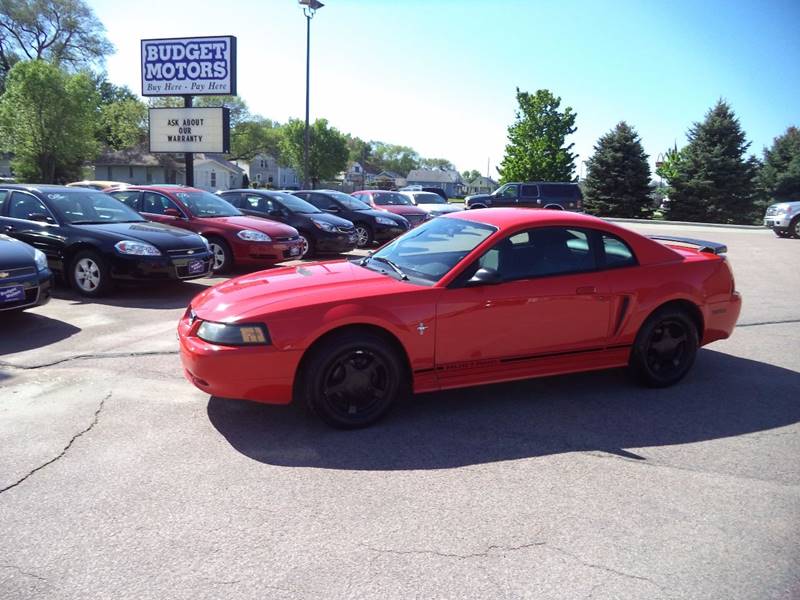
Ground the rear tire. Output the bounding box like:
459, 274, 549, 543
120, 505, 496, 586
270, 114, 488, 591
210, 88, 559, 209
207, 237, 233, 273
629, 307, 699, 388
297, 331, 405, 429
69, 250, 111, 297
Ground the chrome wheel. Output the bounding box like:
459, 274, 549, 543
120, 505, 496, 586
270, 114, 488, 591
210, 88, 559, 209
209, 242, 226, 271
355, 226, 370, 247
793, 218, 800, 239
74, 258, 101, 292
300, 235, 310, 256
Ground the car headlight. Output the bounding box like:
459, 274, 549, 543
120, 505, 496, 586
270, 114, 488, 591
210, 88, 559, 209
375, 216, 396, 226
237, 230, 272, 242
33, 248, 48, 271
311, 219, 336, 232
196, 321, 271, 346
198, 235, 211, 250
114, 240, 161, 256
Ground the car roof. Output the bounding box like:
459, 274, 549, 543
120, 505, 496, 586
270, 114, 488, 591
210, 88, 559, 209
0, 184, 95, 193
114, 185, 200, 193
446, 207, 609, 229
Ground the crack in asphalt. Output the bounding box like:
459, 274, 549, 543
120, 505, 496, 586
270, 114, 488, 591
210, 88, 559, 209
362, 541, 669, 594
0, 393, 110, 495
0, 564, 48, 583
0, 351, 178, 370
737, 318, 800, 328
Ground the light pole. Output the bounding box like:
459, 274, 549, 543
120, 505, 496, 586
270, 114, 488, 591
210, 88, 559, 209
299, 0, 324, 189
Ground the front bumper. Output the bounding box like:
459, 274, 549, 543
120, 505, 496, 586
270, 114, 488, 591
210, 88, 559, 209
109, 252, 214, 281
373, 223, 409, 242
764, 216, 791, 229
315, 231, 358, 254
0, 269, 52, 312
233, 239, 305, 265
178, 313, 300, 404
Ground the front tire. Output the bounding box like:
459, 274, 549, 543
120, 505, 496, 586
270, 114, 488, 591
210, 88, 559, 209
629, 307, 699, 388
297, 331, 405, 429
70, 250, 111, 297
207, 237, 233, 273
354, 223, 373, 248
790, 217, 800, 239
299, 232, 315, 258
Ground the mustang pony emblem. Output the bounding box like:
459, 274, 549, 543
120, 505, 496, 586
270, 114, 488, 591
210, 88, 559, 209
417, 322, 428, 335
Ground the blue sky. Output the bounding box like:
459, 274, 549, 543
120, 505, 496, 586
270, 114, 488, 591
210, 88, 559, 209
91, 0, 800, 176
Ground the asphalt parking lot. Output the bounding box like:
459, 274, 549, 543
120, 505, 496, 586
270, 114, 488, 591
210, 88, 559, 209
1, 221, 798, 600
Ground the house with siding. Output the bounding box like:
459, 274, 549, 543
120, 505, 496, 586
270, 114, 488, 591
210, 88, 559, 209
193, 155, 245, 192
236, 154, 300, 189
92, 147, 183, 185
405, 168, 465, 197
466, 176, 499, 195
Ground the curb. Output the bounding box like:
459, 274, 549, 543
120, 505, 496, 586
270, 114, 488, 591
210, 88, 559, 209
605, 217, 766, 230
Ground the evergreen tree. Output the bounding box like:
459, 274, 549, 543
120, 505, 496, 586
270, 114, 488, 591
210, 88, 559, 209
666, 101, 758, 224
759, 126, 800, 201
583, 122, 653, 218
498, 88, 577, 183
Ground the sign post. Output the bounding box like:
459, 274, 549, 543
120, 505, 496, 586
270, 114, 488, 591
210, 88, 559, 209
141, 35, 237, 188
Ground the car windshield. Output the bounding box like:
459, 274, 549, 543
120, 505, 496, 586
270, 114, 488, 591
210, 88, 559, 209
363, 216, 496, 284
176, 191, 242, 217
414, 192, 447, 204
43, 190, 145, 224
270, 192, 321, 214
373, 192, 413, 206
323, 191, 371, 211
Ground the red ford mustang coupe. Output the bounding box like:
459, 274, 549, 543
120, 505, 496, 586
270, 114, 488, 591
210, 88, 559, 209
179, 209, 741, 428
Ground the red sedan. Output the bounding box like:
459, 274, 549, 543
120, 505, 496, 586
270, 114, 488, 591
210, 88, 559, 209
351, 190, 430, 227
107, 186, 304, 272
179, 209, 741, 428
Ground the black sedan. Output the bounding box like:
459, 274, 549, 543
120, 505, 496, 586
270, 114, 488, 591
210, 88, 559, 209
292, 190, 409, 247
217, 189, 358, 258
0, 185, 213, 297
0, 234, 53, 312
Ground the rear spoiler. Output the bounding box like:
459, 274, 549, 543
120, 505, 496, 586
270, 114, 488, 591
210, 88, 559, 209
648, 235, 727, 255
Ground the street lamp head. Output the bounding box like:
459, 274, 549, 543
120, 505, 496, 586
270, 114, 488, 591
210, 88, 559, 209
298, 0, 324, 10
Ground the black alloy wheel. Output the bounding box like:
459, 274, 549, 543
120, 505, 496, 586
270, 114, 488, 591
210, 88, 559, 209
629, 307, 699, 387
298, 331, 404, 428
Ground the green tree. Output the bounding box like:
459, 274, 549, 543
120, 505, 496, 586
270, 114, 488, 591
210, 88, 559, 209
498, 88, 577, 183
279, 118, 348, 188
229, 117, 282, 162
346, 135, 372, 166
462, 169, 481, 182
0, 0, 113, 90
0, 60, 98, 182
371, 142, 420, 176
759, 126, 800, 201
420, 157, 455, 171
98, 97, 147, 150
666, 101, 758, 224
583, 122, 653, 218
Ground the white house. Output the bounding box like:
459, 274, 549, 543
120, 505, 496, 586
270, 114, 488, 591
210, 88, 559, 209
193, 155, 245, 192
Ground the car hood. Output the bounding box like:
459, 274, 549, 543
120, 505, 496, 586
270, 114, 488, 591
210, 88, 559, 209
465, 193, 493, 204
300, 212, 353, 228
378, 205, 427, 217
204, 215, 299, 237
417, 203, 463, 214
72, 221, 208, 250
0, 235, 36, 269
354, 208, 408, 224
191, 260, 405, 322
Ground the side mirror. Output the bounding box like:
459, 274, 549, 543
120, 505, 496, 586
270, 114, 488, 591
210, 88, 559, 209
466, 267, 502, 286
325, 207, 339, 213
164, 208, 181, 218
28, 213, 52, 223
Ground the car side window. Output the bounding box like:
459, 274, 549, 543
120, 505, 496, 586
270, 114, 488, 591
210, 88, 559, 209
8, 192, 56, 222
220, 193, 241, 208
483, 227, 596, 281
601, 233, 637, 269
142, 192, 180, 215
243, 194, 264, 211
520, 185, 538, 198
109, 190, 140, 209
500, 184, 518, 199
311, 193, 337, 211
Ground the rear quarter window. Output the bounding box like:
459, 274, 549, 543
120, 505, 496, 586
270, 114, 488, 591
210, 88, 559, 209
601, 234, 637, 268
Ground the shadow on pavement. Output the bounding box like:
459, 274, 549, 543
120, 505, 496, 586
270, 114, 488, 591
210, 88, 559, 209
0, 312, 81, 356
207, 349, 800, 471
52, 280, 211, 310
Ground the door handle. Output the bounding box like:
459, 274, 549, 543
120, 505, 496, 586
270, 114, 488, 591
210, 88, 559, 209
576, 286, 597, 295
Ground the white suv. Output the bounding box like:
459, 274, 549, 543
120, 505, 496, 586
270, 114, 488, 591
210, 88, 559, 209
764, 201, 800, 238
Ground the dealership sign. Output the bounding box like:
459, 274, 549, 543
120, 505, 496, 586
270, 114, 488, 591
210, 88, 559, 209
149, 107, 230, 153
141, 36, 237, 96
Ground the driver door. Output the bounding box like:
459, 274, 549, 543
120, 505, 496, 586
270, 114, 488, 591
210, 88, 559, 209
435, 227, 613, 386
492, 184, 519, 207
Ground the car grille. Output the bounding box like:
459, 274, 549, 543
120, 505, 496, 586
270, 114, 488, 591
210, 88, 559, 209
167, 247, 207, 258
765, 206, 778, 216
337, 226, 355, 234
275, 236, 301, 243
0, 266, 37, 277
